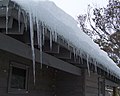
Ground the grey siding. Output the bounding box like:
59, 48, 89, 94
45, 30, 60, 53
56, 70, 85, 96
85, 71, 99, 96
0, 50, 84, 96
0, 50, 54, 96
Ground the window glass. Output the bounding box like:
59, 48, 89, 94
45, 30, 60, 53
10, 67, 26, 89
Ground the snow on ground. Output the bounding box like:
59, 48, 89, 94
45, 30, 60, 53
11, 0, 120, 78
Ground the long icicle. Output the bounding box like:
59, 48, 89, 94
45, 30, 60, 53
42, 24, 45, 45
29, 12, 36, 84
54, 31, 58, 42
6, 6, 9, 34
80, 51, 84, 65
40, 23, 43, 69
22, 10, 28, 31
87, 54, 90, 76
94, 59, 97, 73
18, 8, 21, 33
50, 31, 52, 50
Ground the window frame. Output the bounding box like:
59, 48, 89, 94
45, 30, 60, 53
8, 61, 29, 94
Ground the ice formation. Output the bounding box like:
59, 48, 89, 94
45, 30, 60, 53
18, 8, 21, 33
10, 0, 120, 81
29, 11, 36, 84
6, 6, 9, 34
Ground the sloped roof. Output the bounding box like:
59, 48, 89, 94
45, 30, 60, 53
10, 0, 120, 78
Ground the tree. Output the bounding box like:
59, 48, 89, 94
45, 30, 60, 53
77, 0, 120, 65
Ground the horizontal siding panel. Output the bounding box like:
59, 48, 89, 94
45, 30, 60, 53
86, 86, 98, 94
86, 76, 98, 81
86, 81, 98, 88
86, 93, 98, 96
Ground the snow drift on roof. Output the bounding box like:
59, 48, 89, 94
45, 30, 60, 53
11, 0, 120, 78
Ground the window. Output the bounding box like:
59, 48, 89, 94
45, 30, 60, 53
10, 67, 26, 89
8, 62, 29, 94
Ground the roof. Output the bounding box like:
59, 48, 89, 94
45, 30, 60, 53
2, 0, 120, 79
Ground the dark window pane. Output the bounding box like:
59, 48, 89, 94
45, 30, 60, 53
10, 67, 26, 89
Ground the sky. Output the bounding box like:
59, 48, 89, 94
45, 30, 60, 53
49, 0, 108, 19
33, 0, 108, 19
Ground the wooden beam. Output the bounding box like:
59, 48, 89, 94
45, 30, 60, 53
61, 53, 87, 68
0, 33, 81, 76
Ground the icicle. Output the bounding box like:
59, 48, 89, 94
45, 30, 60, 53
54, 32, 58, 42
18, 8, 21, 33
51, 31, 54, 42
52, 31, 56, 42
74, 48, 78, 62
94, 59, 97, 73
76, 49, 78, 56
67, 41, 70, 50
22, 11, 28, 31
40, 27, 43, 69
106, 68, 109, 76
53, 31, 56, 42
73, 48, 76, 62
78, 50, 81, 63
6, 6, 9, 34
87, 54, 90, 76
36, 20, 43, 69
36, 20, 40, 48
42, 23, 45, 45
29, 12, 36, 84
50, 31, 52, 50
80, 51, 83, 65
13, 2, 16, 8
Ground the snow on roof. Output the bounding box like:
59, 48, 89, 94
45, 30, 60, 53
11, 0, 120, 78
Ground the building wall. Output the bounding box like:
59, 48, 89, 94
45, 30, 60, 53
85, 71, 99, 96
56, 70, 85, 96
0, 50, 54, 96
0, 50, 84, 96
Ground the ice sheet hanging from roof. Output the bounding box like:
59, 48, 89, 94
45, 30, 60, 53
11, 0, 120, 78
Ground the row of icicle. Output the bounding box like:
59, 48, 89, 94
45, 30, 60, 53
5, 5, 120, 84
